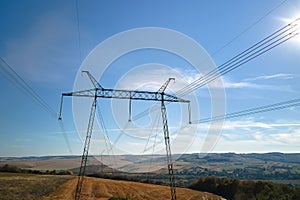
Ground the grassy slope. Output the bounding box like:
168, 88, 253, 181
45, 176, 223, 200
0, 172, 72, 200
0, 172, 222, 200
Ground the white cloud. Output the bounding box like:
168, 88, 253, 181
114, 63, 198, 93
244, 73, 294, 81
223, 80, 259, 89
173, 68, 202, 84
214, 128, 300, 153
65, 117, 300, 156
114, 67, 294, 94
211, 118, 300, 152
273, 130, 300, 145
178, 118, 300, 153
205, 76, 295, 92
197, 76, 261, 89
221, 119, 300, 130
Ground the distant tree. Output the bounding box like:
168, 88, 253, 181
190, 176, 300, 200
0, 164, 22, 173
217, 177, 240, 199
66, 170, 73, 175
190, 177, 217, 193
56, 170, 73, 175
109, 197, 130, 200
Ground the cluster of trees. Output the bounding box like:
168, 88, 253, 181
176, 166, 300, 181
189, 176, 300, 200
0, 164, 73, 175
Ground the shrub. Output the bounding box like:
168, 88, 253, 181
0, 164, 22, 173
190, 176, 300, 200
109, 197, 131, 200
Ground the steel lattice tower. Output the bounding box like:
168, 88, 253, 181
59, 71, 191, 200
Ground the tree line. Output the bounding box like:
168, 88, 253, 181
0, 164, 73, 175
189, 176, 300, 200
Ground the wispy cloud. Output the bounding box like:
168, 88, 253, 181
216, 128, 300, 152
206, 75, 295, 92
221, 119, 300, 130
218, 118, 300, 145
115, 63, 197, 92
223, 80, 259, 89
244, 73, 294, 81
210, 78, 281, 90
115, 67, 295, 94
179, 118, 300, 153
62, 117, 300, 155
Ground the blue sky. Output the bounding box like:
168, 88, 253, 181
0, 0, 300, 157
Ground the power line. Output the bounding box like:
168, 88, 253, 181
211, 0, 288, 56
175, 19, 299, 97
58, 120, 73, 154
75, 0, 82, 63
96, 100, 116, 168
0, 56, 57, 117
143, 111, 161, 154
0, 55, 76, 155
192, 98, 300, 124
132, 18, 299, 121
0, 56, 74, 154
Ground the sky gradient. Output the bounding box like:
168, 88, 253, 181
1, 0, 300, 157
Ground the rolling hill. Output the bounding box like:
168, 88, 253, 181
1, 153, 300, 186
44, 176, 224, 200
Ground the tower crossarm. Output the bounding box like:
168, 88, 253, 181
62, 88, 97, 97
157, 78, 175, 93
82, 71, 103, 90
62, 88, 190, 103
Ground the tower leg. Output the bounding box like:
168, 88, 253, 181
161, 99, 176, 200
75, 97, 97, 200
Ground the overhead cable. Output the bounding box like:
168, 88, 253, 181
175, 19, 299, 97
132, 18, 299, 121
0, 57, 57, 117
211, 0, 288, 56
192, 98, 300, 124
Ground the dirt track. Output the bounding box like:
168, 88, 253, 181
44, 177, 222, 200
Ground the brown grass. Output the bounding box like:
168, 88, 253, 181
45, 176, 223, 200
0, 172, 72, 200
0, 172, 222, 200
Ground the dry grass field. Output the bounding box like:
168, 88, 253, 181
0, 172, 72, 200
44, 176, 223, 200
0, 172, 223, 200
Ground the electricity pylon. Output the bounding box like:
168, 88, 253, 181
159, 78, 177, 199
59, 71, 191, 200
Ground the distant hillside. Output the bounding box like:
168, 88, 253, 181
173, 153, 300, 183
1, 153, 300, 186
70, 164, 121, 175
